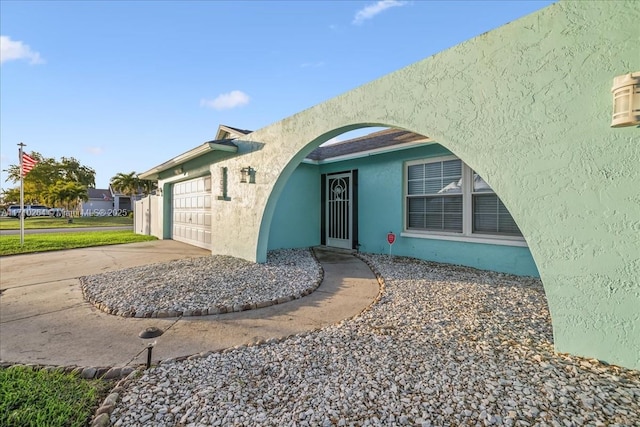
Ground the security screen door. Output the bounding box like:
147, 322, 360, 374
326, 172, 352, 249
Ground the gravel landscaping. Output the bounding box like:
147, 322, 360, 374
81, 249, 322, 317
107, 252, 640, 426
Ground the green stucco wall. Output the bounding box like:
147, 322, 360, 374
156, 149, 236, 239
210, 1, 639, 369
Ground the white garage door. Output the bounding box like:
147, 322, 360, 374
172, 176, 212, 249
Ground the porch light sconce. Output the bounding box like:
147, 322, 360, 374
240, 166, 255, 184
173, 167, 183, 175
611, 71, 640, 127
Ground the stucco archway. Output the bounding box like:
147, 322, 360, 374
211, 1, 639, 369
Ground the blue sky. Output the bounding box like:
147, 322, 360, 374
1, 0, 555, 190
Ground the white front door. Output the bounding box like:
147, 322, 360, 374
326, 172, 352, 249
172, 176, 212, 250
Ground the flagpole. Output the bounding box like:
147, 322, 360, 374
18, 142, 26, 246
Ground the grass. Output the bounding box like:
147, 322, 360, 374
0, 219, 151, 425
0, 366, 112, 427
0, 230, 157, 256
0, 216, 133, 230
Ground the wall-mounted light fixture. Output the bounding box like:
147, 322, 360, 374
611, 72, 640, 127
173, 167, 183, 175
240, 166, 255, 184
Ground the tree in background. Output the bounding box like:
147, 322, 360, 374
139, 178, 158, 196
0, 187, 20, 206
110, 171, 157, 200
110, 172, 138, 201
2, 152, 96, 208
46, 181, 89, 211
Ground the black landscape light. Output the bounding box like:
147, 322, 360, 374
139, 327, 164, 369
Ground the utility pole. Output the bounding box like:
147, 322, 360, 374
18, 142, 26, 246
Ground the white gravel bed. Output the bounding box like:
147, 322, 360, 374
110, 254, 640, 426
80, 249, 322, 317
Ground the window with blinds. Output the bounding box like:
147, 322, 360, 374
472, 173, 522, 236
405, 157, 523, 239
407, 159, 463, 232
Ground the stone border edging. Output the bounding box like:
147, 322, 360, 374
80, 249, 324, 319
0, 361, 136, 381
0, 249, 384, 427
88, 249, 386, 426
0, 360, 141, 427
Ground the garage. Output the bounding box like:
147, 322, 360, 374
172, 176, 212, 249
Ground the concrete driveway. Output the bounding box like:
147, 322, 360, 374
0, 240, 379, 369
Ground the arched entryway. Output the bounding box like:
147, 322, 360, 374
263, 126, 539, 277
209, 1, 639, 369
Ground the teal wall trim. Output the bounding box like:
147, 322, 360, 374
315, 143, 539, 277
162, 182, 172, 239
210, 1, 639, 369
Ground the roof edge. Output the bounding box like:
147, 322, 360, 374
139, 140, 237, 180
303, 138, 435, 165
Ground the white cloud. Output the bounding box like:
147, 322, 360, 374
300, 61, 325, 69
0, 36, 44, 65
200, 90, 250, 110
352, 0, 407, 25
320, 136, 344, 146
86, 146, 104, 155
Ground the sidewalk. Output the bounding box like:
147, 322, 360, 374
0, 241, 380, 368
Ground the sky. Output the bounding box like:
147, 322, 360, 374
1, 0, 555, 190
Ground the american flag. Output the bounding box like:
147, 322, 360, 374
22, 152, 38, 177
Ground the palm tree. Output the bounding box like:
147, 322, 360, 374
139, 179, 158, 196
47, 181, 88, 214
63, 182, 89, 213
110, 172, 140, 200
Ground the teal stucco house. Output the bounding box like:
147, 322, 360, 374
138, 1, 640, 370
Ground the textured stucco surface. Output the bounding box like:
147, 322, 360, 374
207, 1, 640, 369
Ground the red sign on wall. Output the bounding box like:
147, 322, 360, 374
387, 232, 396, 245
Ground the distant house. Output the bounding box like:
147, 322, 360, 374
80, 187, 134, 216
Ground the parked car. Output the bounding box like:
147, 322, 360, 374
48, 207, 65, 217
7, 204, 57, 218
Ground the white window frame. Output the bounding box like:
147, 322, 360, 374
402, 155, 527, 247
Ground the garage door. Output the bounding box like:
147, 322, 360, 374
172, 176, 212, 249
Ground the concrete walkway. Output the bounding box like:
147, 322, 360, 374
0, 225, 132, 235
0, 241, 380, 369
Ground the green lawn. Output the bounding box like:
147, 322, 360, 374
0, 216, 133, 230
0, 220, 152, 425
0, 230, 156, 256
0, 366, 112, 427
